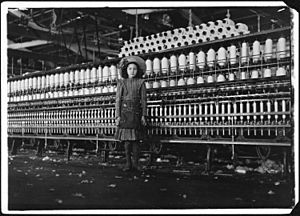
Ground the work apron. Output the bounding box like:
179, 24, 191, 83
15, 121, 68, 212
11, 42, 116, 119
119, 98, 142, 129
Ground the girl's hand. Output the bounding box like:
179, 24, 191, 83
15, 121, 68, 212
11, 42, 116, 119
116, 117, 120, 126
141, 116, 147, 126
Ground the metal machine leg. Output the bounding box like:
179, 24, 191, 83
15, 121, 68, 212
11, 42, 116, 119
205, 145, 212, 173
67, 140, 73, 161
10, 139, 18, 155
36, 140, 44, 157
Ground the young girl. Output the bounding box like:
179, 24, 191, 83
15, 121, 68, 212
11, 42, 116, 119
115, 56, 147, 172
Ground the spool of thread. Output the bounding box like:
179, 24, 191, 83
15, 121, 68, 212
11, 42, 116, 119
199, 23, 208, 31
53, 91, 58, 98
79, 69, 85, 85
69, 71, 74, 85
170, 54, 178, 73
217, 74, 226, 82
241, 41, 248, 64
110, 65, 117, 81
229, 44, 237, 65
207, 48, 216, 68
53, 74, 59, 88
235, 23, 249, 34
19, 80, 23, 92
264, 38, 273, 60
240, 71, 247, 80
59, 73, 64, 87
64, 72, 69, 86
46, 75, 50, 88
7, 82, 11, 94
28, 77, 33, 89
178, 53, 187, 71
102, 86, 109, 93
58, 90, 64, 97
145, 81, 152, 89
169, 79, 176, 87
108, 85, 114, 93
98, 66, 103, 82
37, 77, 41, 90
24, 78, 29, 91
91, 67, 97, 83
217, 47, 227, 67
223, 18, 235, 26
252, 40, 261, 63
145, 59, 153, 76
15, 81, 19, 93
153, 81, 160, 88
95, 86, 101, 94
41, 76, 45, 89
189, 51, 196, 70
277, 36, 286, 59
86, 68, 91, 84
215, 20, 225, 28
207, 21, 215, 29
72, 89, 78, 96
153, 57, 161, 74
276, 67, 286, 76
103, 66, 109, 82
13, 80, 19, 92
197, 76, 205, 84
263, 68, 272, 78
187, 77, 196, 85
161, 56, 169, 74
21, 79, 25, 92
229, 73, 235, 81
251, 70, 259, 79
207, 75, 214, 83
9, 81, 13, 93
177, 78, 186, 86
160, 80, 168, 87
197, 50, 206, 69
15, 80, 19, 92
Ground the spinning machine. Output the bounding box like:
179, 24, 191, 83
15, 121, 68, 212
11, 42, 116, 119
7, 23, 294, 172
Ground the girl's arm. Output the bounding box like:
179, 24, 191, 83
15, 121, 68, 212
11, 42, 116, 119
115, 80, 123, 120
141, 81, 147, 117
141, 81, 147, 126
141, 82, 147, 125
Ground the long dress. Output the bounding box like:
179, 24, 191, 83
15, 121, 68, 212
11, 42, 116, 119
114, 78, 147, 141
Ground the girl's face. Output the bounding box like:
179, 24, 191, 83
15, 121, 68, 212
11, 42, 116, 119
127, 63, 138, 78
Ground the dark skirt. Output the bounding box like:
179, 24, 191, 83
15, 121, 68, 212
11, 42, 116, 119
114, 127, 146, 141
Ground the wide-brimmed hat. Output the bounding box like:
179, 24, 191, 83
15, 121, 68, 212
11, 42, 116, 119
119, 56, 146, 78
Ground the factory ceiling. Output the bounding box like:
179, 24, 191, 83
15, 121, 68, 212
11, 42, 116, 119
7, 7, 291, 76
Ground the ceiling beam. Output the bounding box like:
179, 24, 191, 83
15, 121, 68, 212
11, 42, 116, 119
122, 9, 174, 15
249, 8, 286, 27
8, 48, 69, 63
102, 29, 127, 37
8, 39, 31, 52
8, 40, 52, 49
8, 24, 119, 55
81, 44, 119, 55
8, 9, 73, 34
85, 9, 160, 34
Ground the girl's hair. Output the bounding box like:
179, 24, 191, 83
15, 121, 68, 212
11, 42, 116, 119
121, 62, 143, 79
